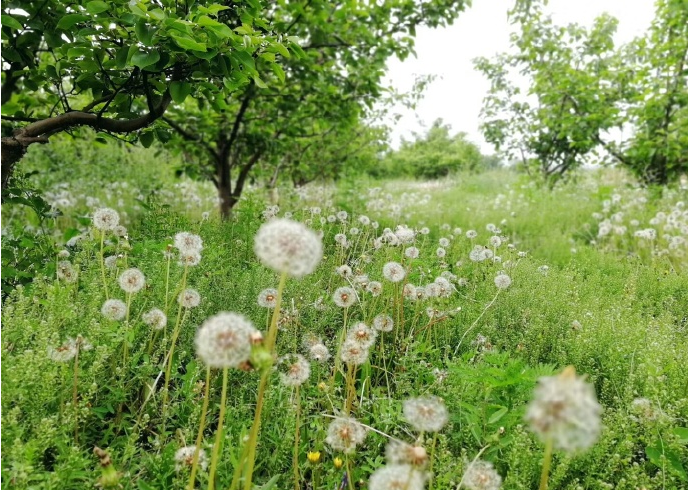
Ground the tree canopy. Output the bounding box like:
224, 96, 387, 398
475, 0, 688, 185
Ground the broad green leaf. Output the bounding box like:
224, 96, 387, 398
169, 81, 192, 104
253, 75, 267, 89
139, 131, 155, 148
269, 42, 291, 58
135, 20, 155, 46
488, 407, 508, 424
198, 4, 231, 15
85, 1, 110, 14
131, 49, 160, 69
1, 15, 23, 30
674, 427, 688, 444
56, 14, 89, 30
170, 34, 207, 52
270, 63, 285, 83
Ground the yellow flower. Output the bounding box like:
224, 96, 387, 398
333, 457, 343, 469
307, 451, 321, 464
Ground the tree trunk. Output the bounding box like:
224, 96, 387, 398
217, 177, 237, 220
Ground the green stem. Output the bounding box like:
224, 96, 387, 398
428, 433, 438, 490
345, 454, 355, 490
188, 367, 212, 490
123, 292, 132, 364
99, 232, 109, 299
73, 346, 80, 444
539, 437, 554, 490
208, 368, 229, 490
293, 385, 301, 490
164, 251, 172, 311
242, 271, 287, 490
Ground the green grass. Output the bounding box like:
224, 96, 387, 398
2, 166, 687, 490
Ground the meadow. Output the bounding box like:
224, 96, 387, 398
2, 155, 687, 490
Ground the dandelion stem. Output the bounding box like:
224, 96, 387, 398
293, 385, 301, 490
99, 232, 109, 299
538, 437, 554, 490
345, 454, 355, 490
243, 271, 287, 490
162, 266, 188, 421
188, 367, 211, 490
164, 250, 172, 311
453, 290, 501, 355
428, 432, 438, 490
208, 367, 229, 490
73, 345, 80, 444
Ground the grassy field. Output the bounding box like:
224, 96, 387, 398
2, 165, 687, 489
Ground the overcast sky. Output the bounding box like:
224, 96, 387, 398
384, 0, 656, 152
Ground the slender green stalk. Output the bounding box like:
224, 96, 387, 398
187, 367, 212, 490
123, 292, 132, 364
538, 437, 554, 490
345, 454, 355, 490
164, 249, 172, 311
242, 271, 287, 490
73, 345, 80, 444
293, 385, 301, 490
208, 368, 229, 490
428, 433, 438, 490
99, 232, 109, 299
162, 266, 189, 415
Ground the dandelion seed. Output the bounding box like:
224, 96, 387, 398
174, 232, 203, 254
337, 210, 348, 222
101, 299, 127, 321
439, 237, 450, 247
118, 268, 145, 293
333, 286, 357, 307
436, 247, 446, 258
143, 308, 167, 330
195, 312, 256, 369
178, 289, 201, 309
336, 264, 353, 278
57, 261, 78, 283
466, 230, 478, 239
368, 464, 427, 490
347, 322, 377, 348
386, 441, 428, 466
48, 339, 78, 362
178, 251, 202, 267
420, 227, 430, 235
278, 353, 311, 386
359, 215, 370, 226
373, 314, 394, 332
92, 208, 120, 231
113, 225, 128, 238
174, 446, 208, 472
254, 219, 323, 278
494, 273, 511, 290
395, 226, 416, 244
405, 246, 419, 259
340, 339, 369, 365
257, 288, 278, 308
366, 281, 383, 297
462, 459, 502, 490
382, 261, 406, 283
525, 366, 602, 452
403, 396, 449, 433
325, 416, 367, 454
308, 343, 331, 362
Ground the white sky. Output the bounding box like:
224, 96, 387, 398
384, 0, 656, 152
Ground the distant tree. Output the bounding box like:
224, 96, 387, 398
378, 119, 485, 179
0, 0, 288, 190
475, 0, 687, 185
162, 1, 470, 218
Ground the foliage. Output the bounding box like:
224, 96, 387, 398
371, 119, 496, 179
475, 0, 688, 185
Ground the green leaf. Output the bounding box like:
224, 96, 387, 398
85, 1, 110, 14
170, 81, 193, 104
1, 15, 23, 30
488, 407, 508, 424
56, 14, 89, 30
139, 131, 155, 148
270, 63, 285, 83
253, 75, 267, 89
135, 20, 155, 46
170, 34, 207, 52
269, 42, 290, 58
131, 49, 160, 69
674, 427, 688, 444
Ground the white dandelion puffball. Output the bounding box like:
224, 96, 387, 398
92, 208, 120, 231
195, 312, 256, 369
254, 219, 322, 278
257, 288, 278, 308
101, 299, 127, 321
178, 289, 201, 308
174, 231, 203, 254
333, 286, 357, 308
385, 440, 428, 466
174, 446, 208, 472
366, 281, 382, 297
118, 268, 145, 294
347, 322, 377, 349
405, 246, 420, 259
382, 261, 406, 283
308, 343, 331, 362
462, 459, 502, 490
56, 261, 78, 283
494, 273, 512, 290
525, 366, 602, 452
403, 396, 449, 433
47, 339, 78, 362
142, 308, 167, 330
278, 353, 311, 386
325, 416, 367, 454
368, 464, 427, 490
340, 339, 370, 365
373, 314, 394, 332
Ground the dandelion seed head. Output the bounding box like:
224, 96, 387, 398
373, 314, 394, 332
309, 343, 331, 362
462, 459, 502, 490
340, 338, 370, 365
333, 286, 357, 308
254, 219, 323, 278
382, 261, 406, 283
325, 417, 367, 454
143, 308, 167, 330
347, 322, 377, 348
403, 396, 449, 433
174, 232, 203, 254
178, 289, 201, 308
494, 273, 512, 290
368, 464, 427, 490
405, 247, 419, 259
118, 268, 145, 293
257, 288, 278, 308
57, 261, 78, 283
366, 281, 383, 297
385, 441, 428, 466
195, 312, 256, 369
92, 208, 120, 231
174, 446, 208, 472
101, 299, 127, 321
278, 353, 311, 386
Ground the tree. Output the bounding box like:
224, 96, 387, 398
376, 119, 486, 179
0, 0, 289, 190
162, 1, 470, 218
475, 0, 688, 185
